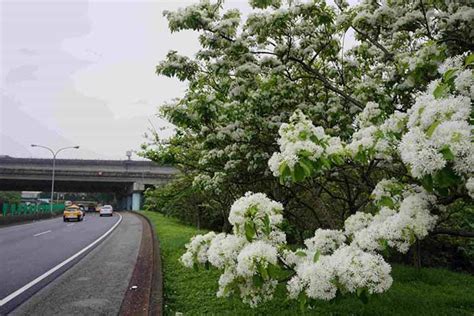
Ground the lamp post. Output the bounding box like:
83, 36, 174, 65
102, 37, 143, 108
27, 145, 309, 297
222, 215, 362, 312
31, 144, 80, 213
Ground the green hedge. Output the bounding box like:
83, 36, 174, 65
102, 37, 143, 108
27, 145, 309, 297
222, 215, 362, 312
1, 203, 64, 217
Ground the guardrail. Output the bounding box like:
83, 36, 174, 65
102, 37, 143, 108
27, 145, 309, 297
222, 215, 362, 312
1, 203, 65, 216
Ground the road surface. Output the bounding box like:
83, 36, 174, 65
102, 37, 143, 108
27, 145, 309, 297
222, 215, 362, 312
0, 213, 122, 314
11, 212, 142, 315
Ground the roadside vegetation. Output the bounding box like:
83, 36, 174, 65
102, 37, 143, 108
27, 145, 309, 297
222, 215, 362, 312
141, 0, 473, 312
145, 211, 474, 315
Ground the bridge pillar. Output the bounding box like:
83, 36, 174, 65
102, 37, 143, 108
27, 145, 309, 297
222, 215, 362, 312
132, 192, 141, 211
131, 182, 145, 211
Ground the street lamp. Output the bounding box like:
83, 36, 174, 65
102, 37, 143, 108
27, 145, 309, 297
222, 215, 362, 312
31, 144, 80, 213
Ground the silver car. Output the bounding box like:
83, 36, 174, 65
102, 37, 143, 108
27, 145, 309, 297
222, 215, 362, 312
99, 205, 113, 217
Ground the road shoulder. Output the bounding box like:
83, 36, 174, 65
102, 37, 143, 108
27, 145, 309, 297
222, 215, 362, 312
119, 211, 164, 316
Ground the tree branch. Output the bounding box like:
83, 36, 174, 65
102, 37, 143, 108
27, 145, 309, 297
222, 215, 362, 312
287, 56, 364, 109
432, 229, 474, 238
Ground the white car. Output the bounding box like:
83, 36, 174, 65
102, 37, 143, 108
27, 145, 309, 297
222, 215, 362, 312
99, 205, 113, 217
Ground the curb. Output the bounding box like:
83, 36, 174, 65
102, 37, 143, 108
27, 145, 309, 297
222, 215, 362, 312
121, 211, 163, 316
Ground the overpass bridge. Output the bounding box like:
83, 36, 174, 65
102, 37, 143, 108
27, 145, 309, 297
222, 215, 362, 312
0, 156, 176, 211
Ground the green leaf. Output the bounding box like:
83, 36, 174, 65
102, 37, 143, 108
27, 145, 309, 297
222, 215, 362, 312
433, 83, 450, 99
253, 274, 264, 288
420, 174, 433, 192
292, 164, 306, 182
257, 263, 269, 280
267, 263, 280, 279
262, 214, 271, 235
298, 292, 307, 312
440, 146, 455, 161
313, 250, 321, 263
378, 196, 395, 208
279, 163, 291, 179
465, 53, 474, 66
295, 250, 307, 257
426, 120, 440, 137
299, 130, 309, 140
247, 205, 258, 217
298, 159, 313, 177
244, 221, 256, 242
330, 154, 344, 166
433, 167, 461, 188
378, 239, 389, 250
443, 68, 457, 82
320, 157, 331, 170
436, 187, 449, 197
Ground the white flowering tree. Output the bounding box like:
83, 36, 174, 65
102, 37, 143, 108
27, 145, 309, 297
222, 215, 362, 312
143, 0, 474, 309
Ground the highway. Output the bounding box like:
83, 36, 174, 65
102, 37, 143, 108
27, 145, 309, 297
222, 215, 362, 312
0, 213, 122, 314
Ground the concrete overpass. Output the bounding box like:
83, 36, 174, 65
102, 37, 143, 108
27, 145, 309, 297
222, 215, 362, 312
0, 156, 176, 210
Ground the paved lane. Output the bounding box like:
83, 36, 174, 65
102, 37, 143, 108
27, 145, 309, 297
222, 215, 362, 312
0, 213, 121, 313
11, 213, 142, 316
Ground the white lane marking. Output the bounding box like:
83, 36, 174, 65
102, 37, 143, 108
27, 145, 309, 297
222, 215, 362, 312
0, 213, 123, 306
66, 223, 75, 227
33, 230, 51, 237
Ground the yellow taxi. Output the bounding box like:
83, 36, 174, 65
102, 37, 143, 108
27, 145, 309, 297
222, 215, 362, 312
63, 205, 85, 222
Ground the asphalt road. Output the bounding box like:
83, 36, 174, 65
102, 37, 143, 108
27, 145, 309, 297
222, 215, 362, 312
0, 213, 121, 314
11, 212, 142, 316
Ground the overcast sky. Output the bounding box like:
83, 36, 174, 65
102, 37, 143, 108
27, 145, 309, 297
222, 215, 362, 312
0, 0, 353, 160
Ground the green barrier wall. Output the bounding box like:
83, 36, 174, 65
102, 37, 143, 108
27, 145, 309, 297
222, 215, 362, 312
1, 203, 65, 216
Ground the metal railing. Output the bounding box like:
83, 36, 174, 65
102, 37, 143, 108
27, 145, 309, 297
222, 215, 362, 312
1, 203, 65, 217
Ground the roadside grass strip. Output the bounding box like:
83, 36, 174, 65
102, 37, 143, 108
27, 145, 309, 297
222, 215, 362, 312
144, 211, 474, 316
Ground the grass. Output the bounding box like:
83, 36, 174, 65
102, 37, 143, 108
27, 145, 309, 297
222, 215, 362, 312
144, 211, 474, 315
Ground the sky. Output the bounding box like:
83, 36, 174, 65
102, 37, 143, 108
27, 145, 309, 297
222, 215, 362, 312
0, 0, 354, 160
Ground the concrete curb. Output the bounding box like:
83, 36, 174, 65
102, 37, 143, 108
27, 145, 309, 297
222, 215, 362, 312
124, 211, 164, 316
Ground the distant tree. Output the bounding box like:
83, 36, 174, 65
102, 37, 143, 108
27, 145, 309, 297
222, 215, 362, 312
0, 191, 21, 204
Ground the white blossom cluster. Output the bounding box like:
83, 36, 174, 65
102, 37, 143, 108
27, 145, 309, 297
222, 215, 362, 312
371, 178, 405, 206
346, 104, 407, 161
181, 193, 287, 307
344, 211, 373, 236
228, 192, 285, 243
236, 241, 278, 277
352, 189, 437, 253
354, 101, 383, 128
181, 183, 440, 307
268, 109, 345, 177
285, 185, 435, 302
237, 277, 279, 308
304, 229, 346, 255
180, 231, 217, 268
454, 69, 474, 99
287, 245, 392, 301
345, 125, 378, 158
208, 233, 246, 269
399, 85, 473, 178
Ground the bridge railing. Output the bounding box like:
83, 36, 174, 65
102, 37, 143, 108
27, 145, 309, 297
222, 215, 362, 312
1, 203, 65, 217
